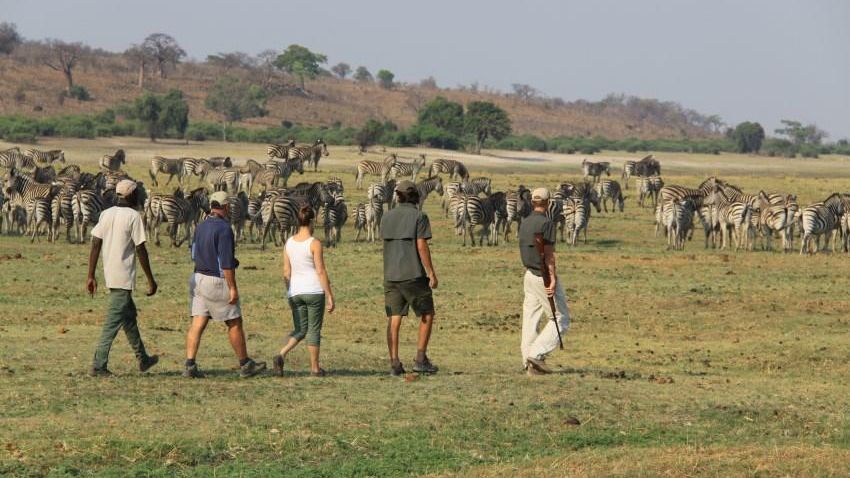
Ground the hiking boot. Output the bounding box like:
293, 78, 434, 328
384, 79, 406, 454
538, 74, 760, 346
183, 363, 204, 379
239, 359, 267, 378
139, 355, 159, 373
412, 357, 439, 374
526, 357, 552, 374
310, 368, 327, 377
390, 360, 405, 377
272, 355, 285, 377
526, 365, 546, 376
89, 367, 113, 377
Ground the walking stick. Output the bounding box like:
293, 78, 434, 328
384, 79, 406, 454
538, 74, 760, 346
534, 233, 564, 350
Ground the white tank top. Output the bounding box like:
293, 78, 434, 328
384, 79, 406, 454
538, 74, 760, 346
285, 237, 325, 297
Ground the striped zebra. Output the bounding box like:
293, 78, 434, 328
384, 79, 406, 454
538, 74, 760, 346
707, 189, 752, 251
571, 182, 602, 213
261, 158, 303, 188
267, 139, 296, 160
51, 187, 76, 243
622, 161, 636, 188
260, 193, 302, 250
238, 159, 266, 194
152, 188, 210, 247
800, 193, 845, 254
25, 149, 65, 165
246, 193, 266, 243
415, 176, 444, 209
326, 176, 344, 196
290, 181, 328, 214
288, 139, 329, 172
149, 156, 184, 187
429, 158, 469, 181
367, 181, 395, 210
100, 149, 126, 171
489, 192, 508, 240
667, 199, 695, 250
72, 190, 104, 243
0, 149, 35, 170
595, 179, 625, 213
562, 196, 590, 246
57, 164, 82, 178
181, 157, 208, 187
545, 198, 566, 242
581, 159, 610, 184
659, 176, 720, 209
356, 154, 397, 189
26, 197, 54, 243
30, 165, 56, 184
206, 157, 233, 168
634, 155, 661, 177
322, 193, 348, 247
755, 191, 793, 252
461, 177, 492, 196
504, 186, 531, 242
202, 168, 241, 193
227, 192, 250, 242
442, 181, 463, 218
637, 176, 664, 208
459, 194, 496, 246
357, 198, 383, 242
3, 168, 57, 205
388, 155, 426, 182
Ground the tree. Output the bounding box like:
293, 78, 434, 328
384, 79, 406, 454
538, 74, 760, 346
465, 101, 511, 154
775, 119, 827, 146
511, 83, 538, 101
355, 119, 388, 150
124, 44, 153, 88
376, 69, 395, 89
732, 121, 765, 153
331, 62, 351, 79
160, 89, 190, 143
43, 40, 88, 92
133, 92, 162, 142
206, 51, 255, 71
256, 49, 278, 88
419, 76, 438, 89
0, 22, 22, 55
273, 44, 327, 90
141, 33, 186, 79
353, 66, 372, 82
204, 77, 268, 141
417, 96, 464, 137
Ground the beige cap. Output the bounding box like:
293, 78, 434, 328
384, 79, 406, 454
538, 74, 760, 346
396, 180, 416, 193
116, 179, 137, 197
531, 187, 550, 201
209, 191, 229, 208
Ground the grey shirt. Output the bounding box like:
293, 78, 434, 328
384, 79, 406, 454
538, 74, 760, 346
382, 203, 432, 282
518, 211, 555, 276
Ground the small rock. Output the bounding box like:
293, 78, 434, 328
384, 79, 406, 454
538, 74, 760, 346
564, 416, 581, 426
404, 373, 418, 382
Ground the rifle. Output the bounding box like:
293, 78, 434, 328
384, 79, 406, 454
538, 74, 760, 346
534, 232, 564, 350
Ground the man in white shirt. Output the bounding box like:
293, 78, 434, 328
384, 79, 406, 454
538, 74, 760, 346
86, 179, 159, 376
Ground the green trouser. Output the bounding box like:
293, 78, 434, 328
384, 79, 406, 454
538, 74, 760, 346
92, 289, 149, 371
288, 294, 325, 346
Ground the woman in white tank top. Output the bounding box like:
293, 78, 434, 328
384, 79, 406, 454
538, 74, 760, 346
273, 205, 335, 377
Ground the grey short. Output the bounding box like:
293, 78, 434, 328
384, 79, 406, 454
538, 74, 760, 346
189, 273, 242, 322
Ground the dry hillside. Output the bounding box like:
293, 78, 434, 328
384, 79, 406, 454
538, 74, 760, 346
0, 54, 714, 140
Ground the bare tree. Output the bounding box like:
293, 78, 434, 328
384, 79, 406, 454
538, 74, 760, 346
141, 33, 186, 79
43, 40, 87, 92
207, 51, 255, 72
511, 83, 538, 102
0, 22, 22, 55
124, 44, 153, 88
331, 62, 351, 79
256, 49, 279, 88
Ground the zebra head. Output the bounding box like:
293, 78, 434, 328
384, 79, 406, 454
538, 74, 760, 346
190, 188, 211, 214
113, 149, 126, 165
316, 139, 329, 156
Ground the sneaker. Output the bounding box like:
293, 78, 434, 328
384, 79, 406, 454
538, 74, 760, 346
526, 365, 546, 376
526, 357, 552, 374
89, 367, 113, 377
139, 355, 159, 373
412, 357, 439, 374
183, 363, 204, 378
272, 355, 285, 377
390, 360, 405, 377
310, 368, 327, 377
239, 359, 267, 378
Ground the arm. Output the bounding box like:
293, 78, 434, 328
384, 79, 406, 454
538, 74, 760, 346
543, 243, 557, 297
311, 240, 335, 312
86, 238, 102, 297
416, 238, 438, 289
223, 269, 238, 305
136, 243, 158, 296
283, 247, 292, 288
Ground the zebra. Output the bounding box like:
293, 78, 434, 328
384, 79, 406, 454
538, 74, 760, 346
267, 139, 296, 160
545, 198, 566, 242
261, 158, 303, 188
288, 139, 329, 172
3, 168, 56, 205
355, 154, 397, 189
659, 176, 720, 209
388, 155, 426, 182
227, 192, 250, 242
622, 161, 636, 188
429, 159, 469, 181
25, 149, 65, 165
637, 176, 664, 208
707, 189, 752, 251
595, 179, 625, 213
800, 193, 845, 254
72, 190, 104, 243
206, 157, 233, 168
202, 168, 241, 193
238, 159, 266, 194
489, 192, 508, 241
0, 149, 35, 170
149, 156, 185, 187
181, 157, 209, 188
367, 181, 395, 210
358, 198, 383, 242
666, 199, 695, 250
290, 181, 328, 214
261, 193, 302, 250
581, 159, 610, 184
461, 177, 492, 196
415, 176, 444, 209
755, 191, 793, 252
100, 149, 126, 171
634, 155, 661, 177
504, 186, 531, 242
246, 192, 266, 243
30, 165, 57, 184
442, 181, 463, 217
51, 187, 76, 243
322, 193, 348, 247
56, 164, 82, 178
26, 197, 54, 243
562, 196, 590, 246
153, 188, 210, 247
459, 194, 496, 246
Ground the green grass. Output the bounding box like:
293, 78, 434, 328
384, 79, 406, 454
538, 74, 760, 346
2, 138, 850, 476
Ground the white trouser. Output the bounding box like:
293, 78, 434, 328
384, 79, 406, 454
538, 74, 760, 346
521, 270, 570, 364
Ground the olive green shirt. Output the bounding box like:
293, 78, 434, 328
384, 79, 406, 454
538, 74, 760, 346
382, 203, 432, 282
518, 211, 555, 277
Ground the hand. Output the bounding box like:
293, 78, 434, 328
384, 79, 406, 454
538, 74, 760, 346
428, 273, 438, 289
146, 279, 158, 297
326, 295, 335, 313
545, 283, 556, 298
86, 277, 97, 297
228, 287, 239, 305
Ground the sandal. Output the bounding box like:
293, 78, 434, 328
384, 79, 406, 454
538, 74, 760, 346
310, 368, 327, 377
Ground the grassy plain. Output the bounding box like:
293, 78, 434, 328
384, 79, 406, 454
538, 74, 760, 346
1, 137, 850, 477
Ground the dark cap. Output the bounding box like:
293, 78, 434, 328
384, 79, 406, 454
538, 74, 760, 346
396, 180, 416, 194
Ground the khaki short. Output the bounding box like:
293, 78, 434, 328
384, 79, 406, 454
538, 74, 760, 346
384, 277, 435, 317
189, 273, 242, 322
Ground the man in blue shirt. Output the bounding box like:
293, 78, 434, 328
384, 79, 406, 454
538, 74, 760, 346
183, 191, 266, 378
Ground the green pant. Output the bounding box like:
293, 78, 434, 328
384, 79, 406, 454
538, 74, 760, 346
92, 289, 149, 371
288, 294, 325, 346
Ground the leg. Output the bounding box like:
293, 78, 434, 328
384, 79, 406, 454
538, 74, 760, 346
386, 315, 403, 363
186, 315, 210, 361
304, 294, 326, 373
528, 277, 570, 360
119, 292, 150, 362
280, 296, 308, 356
225, 317, 249, 362
92, 289, 131, 371
521, 271, 545, 365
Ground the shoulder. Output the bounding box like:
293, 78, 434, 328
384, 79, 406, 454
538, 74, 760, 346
418, 211, 430, 222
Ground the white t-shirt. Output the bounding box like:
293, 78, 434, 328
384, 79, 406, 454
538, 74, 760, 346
285, 237, 325, 297
91, 206, 146, 290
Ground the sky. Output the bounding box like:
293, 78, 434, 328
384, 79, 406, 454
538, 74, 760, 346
2, 0, 849, 138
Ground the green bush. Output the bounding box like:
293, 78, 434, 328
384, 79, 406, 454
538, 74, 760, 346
56, 116, 95, 138
67, 85, 92, 101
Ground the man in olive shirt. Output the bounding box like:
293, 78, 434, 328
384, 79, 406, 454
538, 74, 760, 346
518, 187, 570, 375
382, 180, 439, 376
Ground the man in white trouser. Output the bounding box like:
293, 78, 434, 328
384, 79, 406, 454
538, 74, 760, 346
518, 187, 570, 375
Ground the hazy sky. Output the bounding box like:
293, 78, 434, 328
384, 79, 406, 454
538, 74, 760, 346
2, 0, 849, 138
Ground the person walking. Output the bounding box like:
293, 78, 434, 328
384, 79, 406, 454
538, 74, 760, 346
518, 187, 570, 375
184, 191, 266, 378
272, 205, 335, 377
86, 179, 159, 376
381, 180, 439, 376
